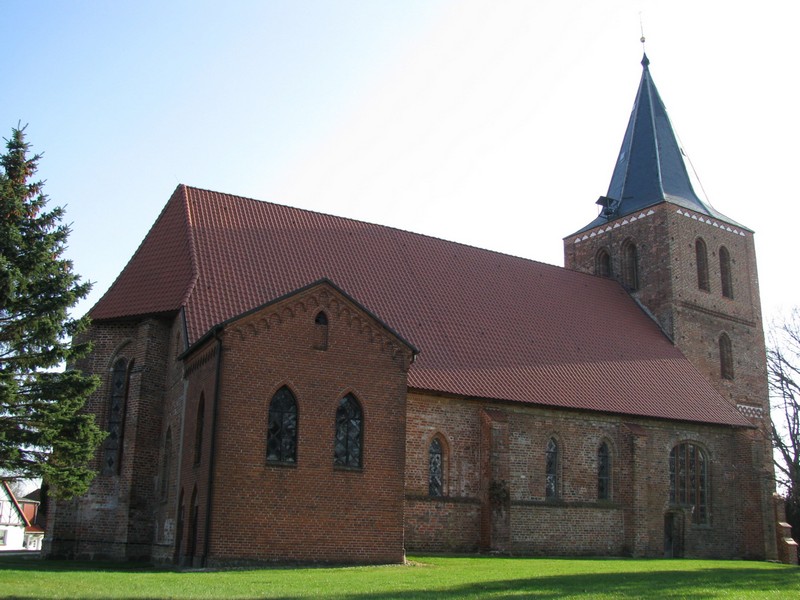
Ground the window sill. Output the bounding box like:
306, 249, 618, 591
334, 465, 363, 473
266, 460, 297, 468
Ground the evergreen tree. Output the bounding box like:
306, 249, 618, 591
0, 126, 104, 499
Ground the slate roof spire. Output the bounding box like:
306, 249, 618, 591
576, 54, 742, 233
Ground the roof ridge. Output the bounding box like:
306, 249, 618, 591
180, 184, 566, 272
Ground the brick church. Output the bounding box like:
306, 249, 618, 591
46, 55, 789, 565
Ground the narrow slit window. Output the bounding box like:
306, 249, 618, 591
719, 246, 734, 299
695, 238, 710, 291
194, 394, 205, 465
719, 333, 734, 380
622, 240, 639, 291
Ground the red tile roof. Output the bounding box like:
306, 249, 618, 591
91, 185, 751, 427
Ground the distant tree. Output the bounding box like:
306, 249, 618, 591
768, 307, 800, 538
0, 125, 104, 499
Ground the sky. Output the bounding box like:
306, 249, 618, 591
2, 0, 798, 328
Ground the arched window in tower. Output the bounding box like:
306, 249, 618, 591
669, 442, 708, 524
719, 246, 734, 299
595, 248, 612, 278
695, 238, 710, 291
334, 394, 362, 468
314, 311, 329, 351
719, 333, 734, 380
267, 386, 298, 464
597, 441, 611, 500
160, 427, 172, 500
545, 437, 559, 499
429, 436, 445, 497
621, 239, 639, 291
103, 357, 129, 475
194, 394, 205, 465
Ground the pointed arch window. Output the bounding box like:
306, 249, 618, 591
334, 394, 362, 468
429, 436, 445, 497
103, 357, 129, 475
597, 442, 611, 500
719, 246, 734, 299
314, 311, 329, 351
194, 394, 205, 465
545, 437, 559, 499
621, 239, 639, 291
267, 386, 298, 464
695, 238, 710, 291
669, 442, 708, 524
160, 427, 172, 500
595, 248, 612, 278
719, 333, 734, 380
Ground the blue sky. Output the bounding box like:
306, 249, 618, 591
2, 0, 798, 326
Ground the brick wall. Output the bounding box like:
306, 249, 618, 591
405, 393, 769, 558
563, 202, 776, 560
46, 317, 173, 561
183, 283, 413, 566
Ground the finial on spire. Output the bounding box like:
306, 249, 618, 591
639, 12, 646, 47
639, 13, 649, 68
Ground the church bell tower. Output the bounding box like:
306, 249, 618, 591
563, 54, 776, 558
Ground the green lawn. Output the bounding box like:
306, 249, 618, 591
1, 554, 798, 599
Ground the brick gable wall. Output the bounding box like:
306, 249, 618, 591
177, 284, 412, 566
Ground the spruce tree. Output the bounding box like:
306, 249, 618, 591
0, 126, 104, 499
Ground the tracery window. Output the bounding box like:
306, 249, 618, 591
429, 436, 445, 497
334, 394, 362, 468
595, 248, 612, 278
695, 238, 710, 291
267, 386, 298, 464
622, 239, 639, 291
194, 394, 205, 465
545, 437, 559, 499
597, 442, 611, 500
719, 333, 734, 380
719, 246, 734, 299
103, 357, 129, 475
669, 442, 708, 524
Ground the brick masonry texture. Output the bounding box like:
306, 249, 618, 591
46, 203, 784, 564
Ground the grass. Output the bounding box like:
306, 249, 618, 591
0, 553, 798, 599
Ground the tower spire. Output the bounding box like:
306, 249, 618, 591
574, 54, 741, 234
